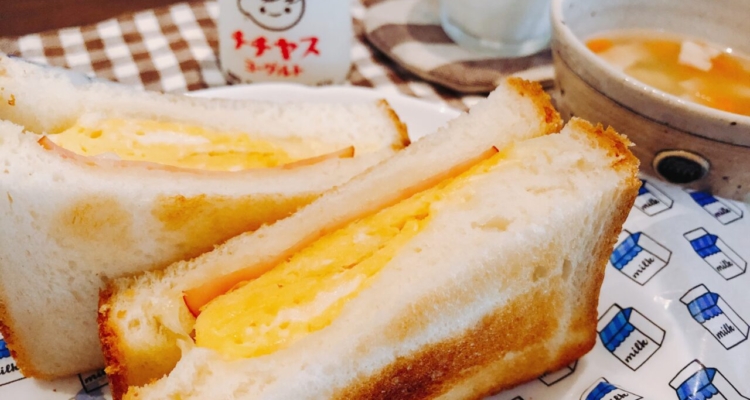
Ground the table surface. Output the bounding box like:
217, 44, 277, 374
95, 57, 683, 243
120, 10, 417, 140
0, 0, 186, 37
0, 0, 484, 112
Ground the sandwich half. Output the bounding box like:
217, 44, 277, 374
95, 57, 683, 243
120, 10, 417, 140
0, 55, 409, 379
104, 101, 637, 399
98, 80, 605, 399
112, 116, 638, 400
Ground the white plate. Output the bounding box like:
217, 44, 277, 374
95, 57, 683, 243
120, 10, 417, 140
0, 84, 462, 400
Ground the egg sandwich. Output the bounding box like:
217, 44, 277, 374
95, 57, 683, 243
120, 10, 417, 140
0, 55, 409, 379
100, 78, 639, 399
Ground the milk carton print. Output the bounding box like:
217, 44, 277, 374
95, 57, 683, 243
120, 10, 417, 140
581, 378, 644, 400
670, 360, 749, 400
635, 179, 673, 216
74, 386, 108, 400
78, 368, 109, 394
0, 334, 24, 386
681, 284, 748, 350
597, 304, 665, 370
687, 190, 743, 225
684, 228, 746, 280
609, 230, 671, 285
539, 361, 577, 386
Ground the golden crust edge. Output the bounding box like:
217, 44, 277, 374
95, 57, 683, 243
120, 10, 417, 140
330, 283, 574, 400
566, 117, 640, 174
99, 263, 192, 400
98, 282, 132, 400
0, 293, 47, 379
505, 77, 564, 135
376, 99, 411, 149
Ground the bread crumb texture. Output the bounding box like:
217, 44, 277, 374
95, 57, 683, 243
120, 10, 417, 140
334, 285, 565, 400
50, 195, 135, 255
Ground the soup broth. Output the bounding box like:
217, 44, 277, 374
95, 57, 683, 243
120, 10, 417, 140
587, 30, 750, 117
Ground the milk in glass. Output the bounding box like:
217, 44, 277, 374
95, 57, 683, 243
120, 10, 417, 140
440, 0, 551, 57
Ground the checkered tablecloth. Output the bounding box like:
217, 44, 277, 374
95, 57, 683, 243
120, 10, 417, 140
0, 0, 484, 111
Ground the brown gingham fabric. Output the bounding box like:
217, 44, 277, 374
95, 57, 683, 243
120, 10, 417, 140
363, 0, 554, 94
0, 1, 491, 111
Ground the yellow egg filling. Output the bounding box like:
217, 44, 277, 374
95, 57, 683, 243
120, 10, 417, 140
193, 151, 505, 359
49, 118, 333, 171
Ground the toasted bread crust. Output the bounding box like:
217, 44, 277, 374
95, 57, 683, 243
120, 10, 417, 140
99, 273, 185, 400
567, 123, 639, 335
456, 182, 636, 400
0, 293, 43, 378
332, 284, 566, 400
566, 118, 639, 174
98, 284, 131, 400
377, 99, 411, 149
505, 78, 563, 135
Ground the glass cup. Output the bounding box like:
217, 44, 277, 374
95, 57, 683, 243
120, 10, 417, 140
440, 0, 552, 58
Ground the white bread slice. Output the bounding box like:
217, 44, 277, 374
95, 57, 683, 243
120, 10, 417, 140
119, 118, 639, 400
0, 55, 411, 379
99, 79, 563, 398
0, 55, 407, 153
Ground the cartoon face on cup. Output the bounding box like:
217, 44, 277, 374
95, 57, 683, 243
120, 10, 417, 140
238, 0, 306, 31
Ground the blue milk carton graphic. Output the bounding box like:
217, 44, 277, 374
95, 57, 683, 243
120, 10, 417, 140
670, 360, 749, 400
581, 378, 644, 400
609, 230, 671, 285
78, 368, 109, 393
0, 334, 24, 386
635, 179, 673, 216
539, 361, 577, 386
684, 228, 747, 280
597, 304, 665, 370
687, 190, 743, 225
0, 339, 8, 359
74, 387, 108, 400
680, 284, 749, 350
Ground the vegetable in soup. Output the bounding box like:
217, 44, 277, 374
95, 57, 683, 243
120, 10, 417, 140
587, 31, 750, 117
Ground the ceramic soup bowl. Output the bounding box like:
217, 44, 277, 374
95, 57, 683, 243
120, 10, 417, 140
551, 0, 750, 202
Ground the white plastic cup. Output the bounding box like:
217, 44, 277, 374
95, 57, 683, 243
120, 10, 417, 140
219, 0, 352, 85
439, 0, 552, 57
